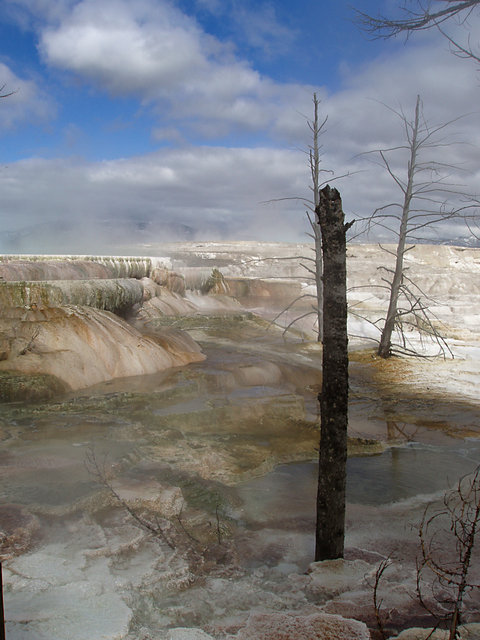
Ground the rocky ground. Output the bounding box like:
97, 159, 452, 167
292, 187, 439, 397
1, 243, 480, 639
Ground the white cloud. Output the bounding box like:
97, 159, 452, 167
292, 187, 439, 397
37, 0, 314, 137
151, 125, 184, 144
3, 28, 480, 253
4, 0, 77, 28
192, 0, 298, 57
40, 0, 208, 94
0, 148, 311, 253
2, 0, 480, 252
229, 3, 298, 58
0, 62, 55, 130
310, 38, 480, 233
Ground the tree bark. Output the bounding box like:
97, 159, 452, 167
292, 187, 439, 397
315, 185, 351, 561
313, 223, 323, 342
310, 93, 323, 343
0, 563, 4, 640
377, 95, 420, 358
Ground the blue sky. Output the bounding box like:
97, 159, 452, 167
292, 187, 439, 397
0, 0, 479, 253
0, 0, 389, 161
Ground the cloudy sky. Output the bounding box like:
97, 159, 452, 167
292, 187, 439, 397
0, 0, 479, 254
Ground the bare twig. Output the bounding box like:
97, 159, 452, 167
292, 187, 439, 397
85, 447, 176, 549
370, 557, 394, 640
417, 467, 480, 639
362, 95, 466, 359
18, 328, 40, 356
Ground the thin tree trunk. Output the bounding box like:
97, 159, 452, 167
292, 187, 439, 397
315, 185, 352, 561
310, 93, 323, 343
377, 95, 420, 358
0, 563, 5, 640
313, 223, 323, 342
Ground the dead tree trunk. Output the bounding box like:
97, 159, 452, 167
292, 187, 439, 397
310, 93, 324, 343
0, 563, 5, 640
315, 185, 352, 561
377, 96, 419, 358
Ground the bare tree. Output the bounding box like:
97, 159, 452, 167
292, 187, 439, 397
370, 557, 394, 640
85, 447, 177, 550
356, 0, 480, 65
465, 212, 480, 240
0, 81, 18, 640
417, 467, 480, 639
315, 185, 354, 560
0, 85, 16, 100
362, 95, 468, 358
265, 94, 349, 342
370, 468, 480, 640
307, 93, 327, 342
0, 563, 4, 640
85, 446, 233, 574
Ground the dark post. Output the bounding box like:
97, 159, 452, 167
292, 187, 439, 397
0, 562, 5, 640
315, 185, 352, 561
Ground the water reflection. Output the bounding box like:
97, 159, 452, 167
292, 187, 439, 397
386, 420, 420, 443
236, 440, 480, 532
347, 442, 480, 504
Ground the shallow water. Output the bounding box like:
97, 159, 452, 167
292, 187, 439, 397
230, 440, 480, 576
237, 440, 480, 524
2, 316, 480, 638
1, 322, 479, 518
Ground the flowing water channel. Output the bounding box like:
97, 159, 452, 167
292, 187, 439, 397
1, 312, 480, 638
